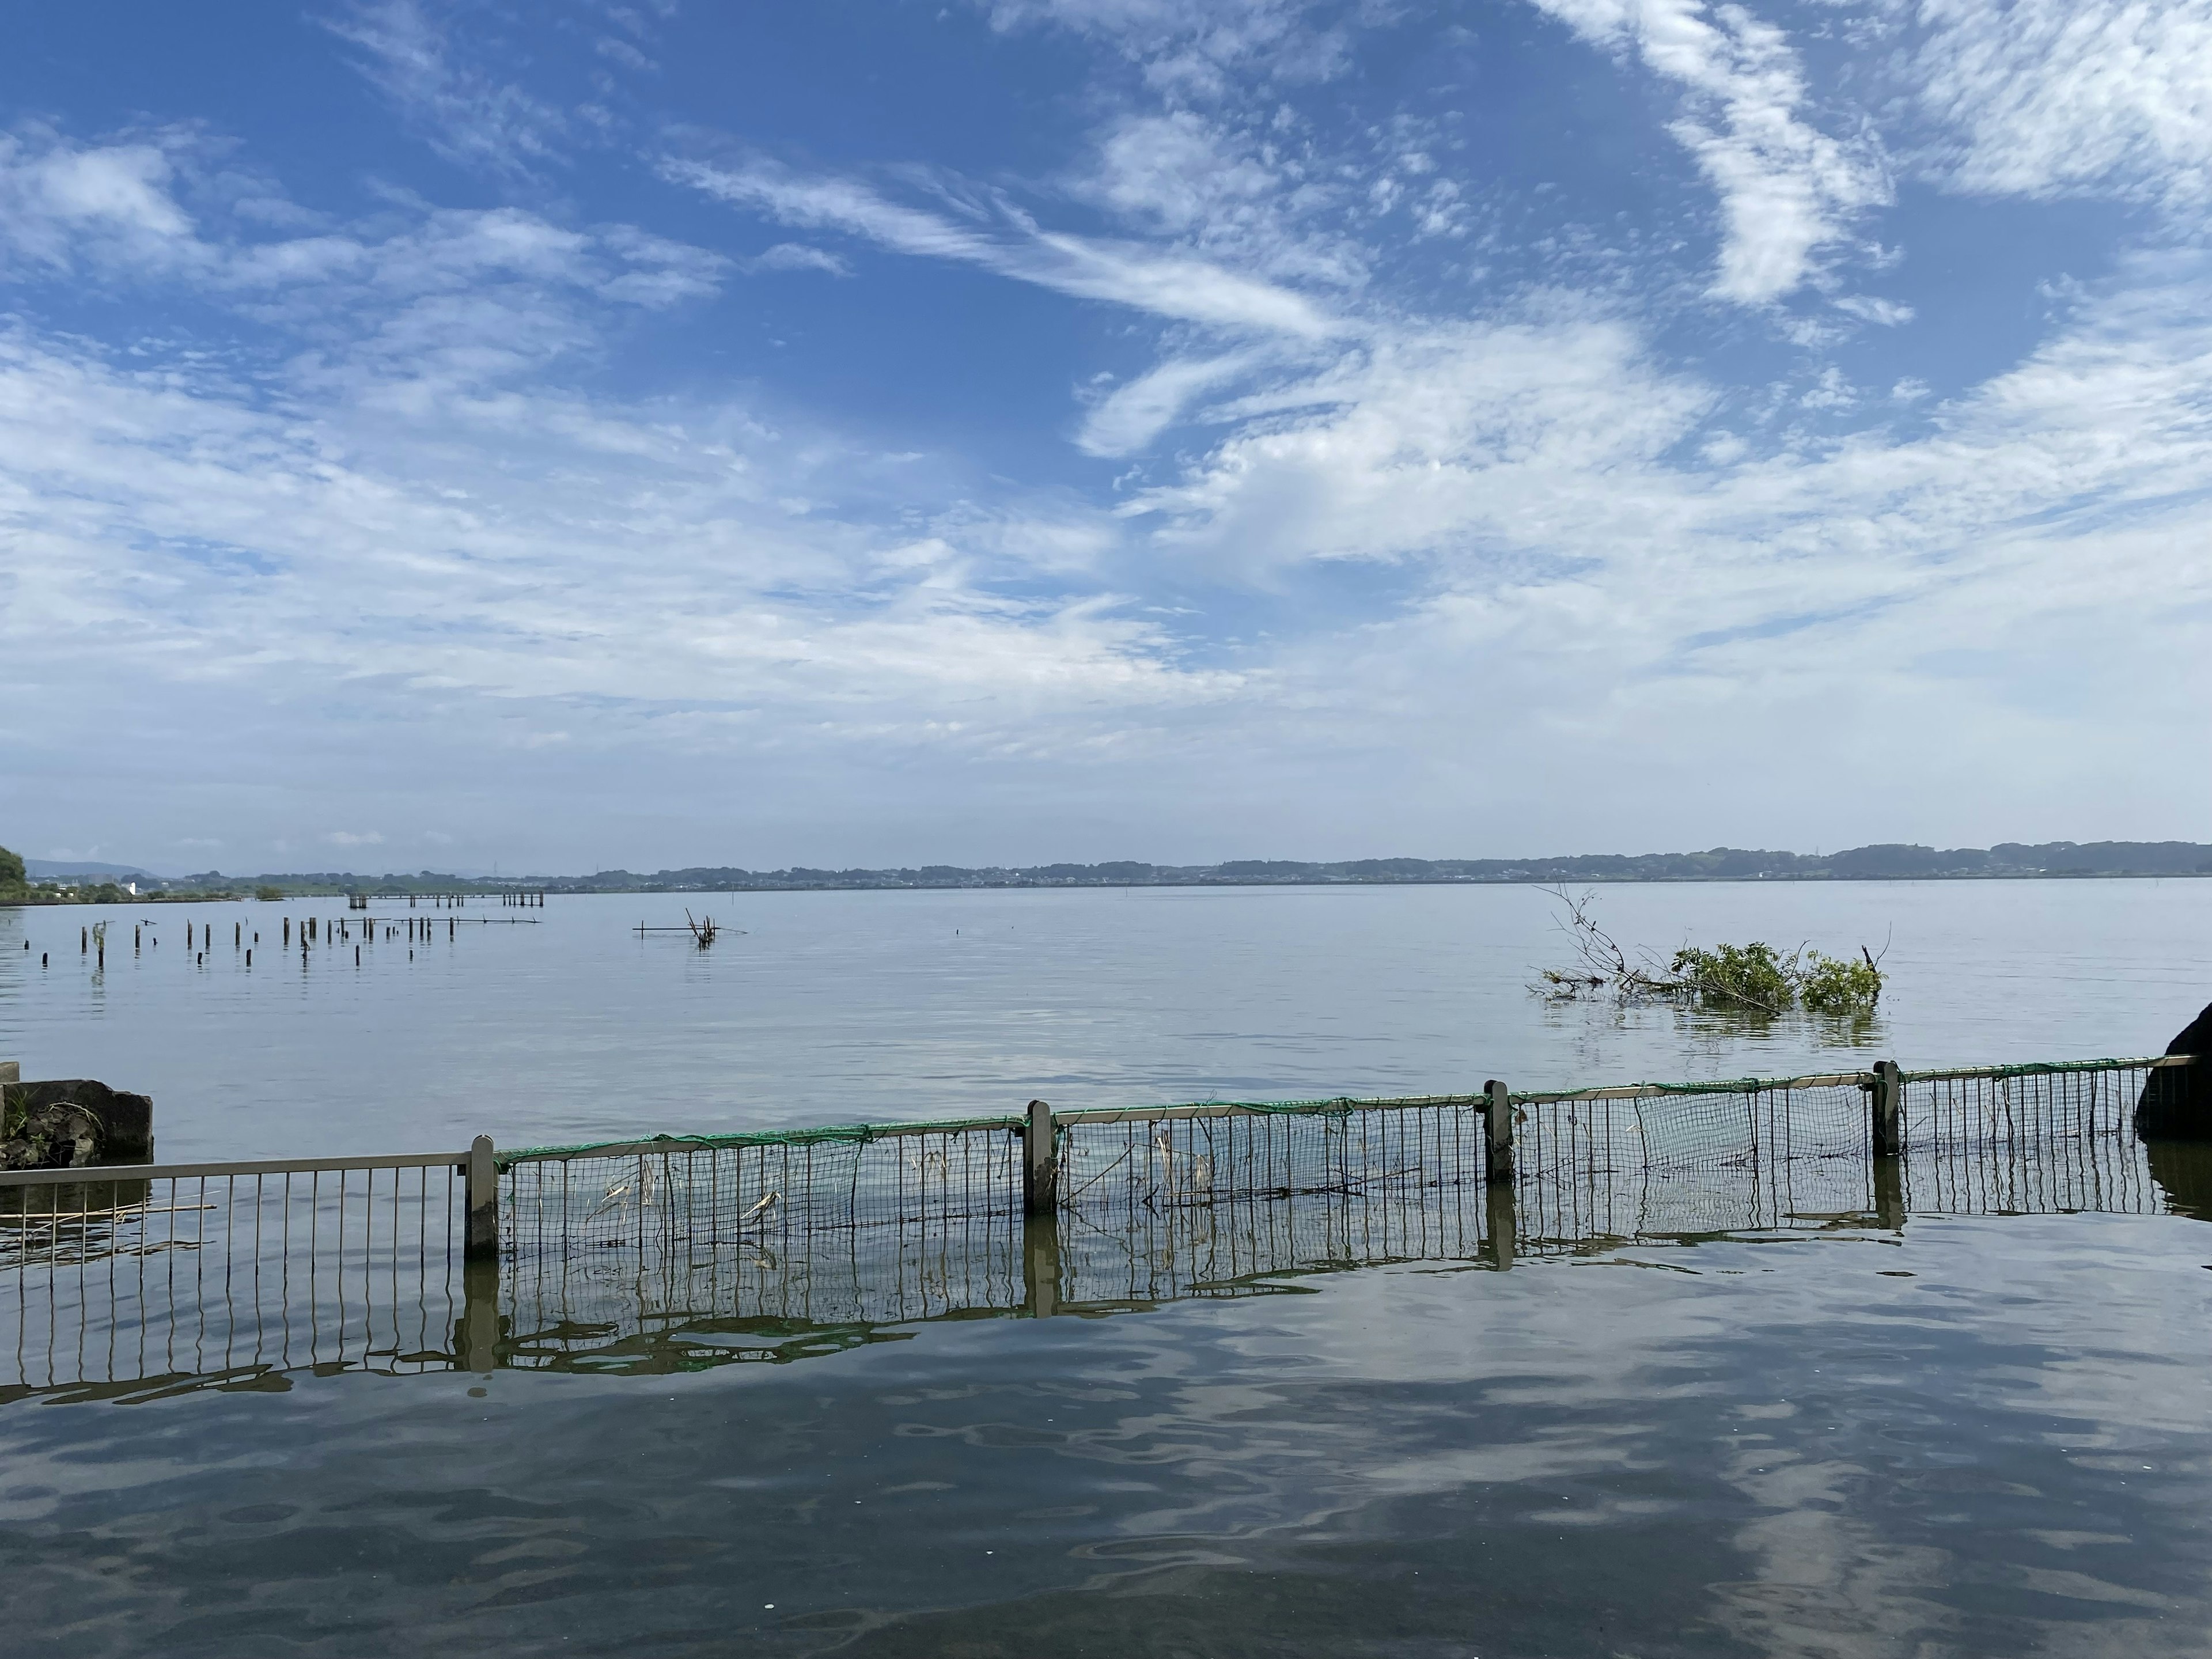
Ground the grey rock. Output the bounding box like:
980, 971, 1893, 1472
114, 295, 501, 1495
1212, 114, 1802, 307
1, 1079, 155, 1165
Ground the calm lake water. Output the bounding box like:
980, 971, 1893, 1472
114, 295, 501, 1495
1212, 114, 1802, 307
2, 880, 2208, 1158
5, 880, 2211, 1657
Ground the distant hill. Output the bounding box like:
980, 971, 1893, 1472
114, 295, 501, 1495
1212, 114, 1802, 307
539, 840, 2212, 892
26, 841, 2212, 897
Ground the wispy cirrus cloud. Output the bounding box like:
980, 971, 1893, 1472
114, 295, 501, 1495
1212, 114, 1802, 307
324, 0, 567, 177
980, 0, 1358, 96
665, 156, 1338, 336
1531, 0, 1889, 305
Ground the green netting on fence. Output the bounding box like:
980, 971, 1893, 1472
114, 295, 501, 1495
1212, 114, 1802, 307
10, 1054, 2197, 1389
488, 1055, 2194, 1292
495, 1113, 1026, 1171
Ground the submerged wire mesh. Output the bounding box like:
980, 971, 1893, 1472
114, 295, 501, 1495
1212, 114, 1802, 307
1, 1164, 463, 1400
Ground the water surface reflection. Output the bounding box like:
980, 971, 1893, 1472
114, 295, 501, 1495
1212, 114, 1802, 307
4, 1201, 2211, 1657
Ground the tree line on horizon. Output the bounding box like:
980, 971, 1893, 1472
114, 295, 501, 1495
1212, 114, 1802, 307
6, 839, 2209, 900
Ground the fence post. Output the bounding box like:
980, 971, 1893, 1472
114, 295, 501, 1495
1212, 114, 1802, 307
1871, 1061, 1903, 1158
465, 1134, 498, 1259
1483, 1080, 1515, 1184
1023, 1099, 1058, 1215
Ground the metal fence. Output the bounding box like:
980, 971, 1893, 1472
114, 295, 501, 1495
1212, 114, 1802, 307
1, 1155, 468, 1401
0, 1054, 2199, 1393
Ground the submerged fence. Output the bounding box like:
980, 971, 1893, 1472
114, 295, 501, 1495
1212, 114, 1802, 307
1, 1054, 2200, 1393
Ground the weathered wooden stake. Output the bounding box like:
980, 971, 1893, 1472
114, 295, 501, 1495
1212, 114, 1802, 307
1871, 1060, 1903, 1158
1022, 1099, 1058, 1214
466, 1134, 499, 1259
1484, 1078, 1515, 1184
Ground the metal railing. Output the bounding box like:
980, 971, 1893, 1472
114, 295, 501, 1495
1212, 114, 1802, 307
1, 1151, 477, 1400
0, 1053, 2199, 1392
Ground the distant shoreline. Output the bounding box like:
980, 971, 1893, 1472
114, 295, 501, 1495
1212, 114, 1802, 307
13, 839, 2211, 901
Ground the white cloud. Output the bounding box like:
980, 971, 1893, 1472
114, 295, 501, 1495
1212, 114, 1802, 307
1531, 0, 1890, 304
1834, 294, 1914, 326
1914, 0, 2212, 207
1075, 109, 1366, 288
0, 127, 205, 275
1123, 312, 1716, 570
326, 830, 386, 847
669, 157, 1337, 336
743, 241, 849, 276
981, 0, 1354, 96
0, 129, 733, 325
1077, 350, 1260, 456
325, 0, 567, 176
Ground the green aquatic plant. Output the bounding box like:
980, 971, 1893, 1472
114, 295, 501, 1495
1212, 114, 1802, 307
1534, 888, 1885, 1016
1668, 941, 1797, 1015
1799, 950, 1884, 1013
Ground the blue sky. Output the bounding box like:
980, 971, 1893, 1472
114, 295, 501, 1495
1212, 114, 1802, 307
2, 0, 2207, 873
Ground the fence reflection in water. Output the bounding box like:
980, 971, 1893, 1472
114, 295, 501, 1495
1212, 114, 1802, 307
0, 1056, 2198, 1393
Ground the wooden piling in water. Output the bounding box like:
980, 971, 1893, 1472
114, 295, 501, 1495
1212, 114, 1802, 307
1022, 1099, 1058, 1214
1871, 1060, 1902, 1158
465, 1135, 498, 1259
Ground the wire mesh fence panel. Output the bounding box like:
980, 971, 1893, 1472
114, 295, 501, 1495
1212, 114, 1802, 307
1514, 1082, 1874, 1248
1902, 1066, 2159, 1216
501, 1127, 1025, 1259
1054, 1099, 1486, 1217
0, 1164, 464, 1400
494, 1127, 1028, 1369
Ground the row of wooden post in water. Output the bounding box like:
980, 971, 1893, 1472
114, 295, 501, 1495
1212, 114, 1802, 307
346, 890, 545, 909
32, 911, 465, 970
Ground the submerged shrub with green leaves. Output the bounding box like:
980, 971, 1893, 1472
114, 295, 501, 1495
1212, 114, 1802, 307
1668, 942, 1798, 1014
1798, 951, 1884, 1013
1534, 888, 1885, 1016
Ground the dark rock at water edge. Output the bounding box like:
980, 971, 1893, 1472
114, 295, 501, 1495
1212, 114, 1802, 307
2135, 1002, 2212, 1139
1, 1079, 155, 1168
